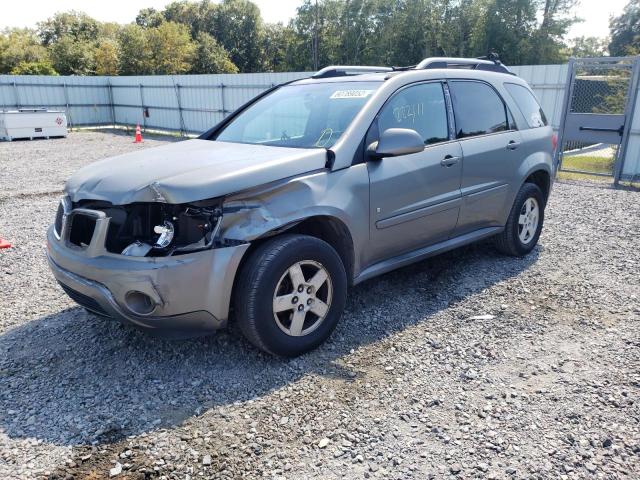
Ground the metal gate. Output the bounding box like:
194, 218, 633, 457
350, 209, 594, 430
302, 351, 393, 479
556, 56, 640, 185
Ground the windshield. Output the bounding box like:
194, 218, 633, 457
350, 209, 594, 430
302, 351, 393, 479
215, 81, 381, 149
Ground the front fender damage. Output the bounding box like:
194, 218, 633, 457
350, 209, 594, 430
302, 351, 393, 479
218, 172, 343, 243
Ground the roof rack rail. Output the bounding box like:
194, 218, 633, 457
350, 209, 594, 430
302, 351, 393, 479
415, 56, 514, 75
311, 65, 393, 79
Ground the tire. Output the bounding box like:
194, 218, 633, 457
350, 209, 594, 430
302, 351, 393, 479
494, 182, 545, 256
234, 234, 347, 357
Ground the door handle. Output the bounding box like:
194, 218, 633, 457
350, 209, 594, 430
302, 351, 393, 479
440, 155, 460, 167
506, 140, 521, 150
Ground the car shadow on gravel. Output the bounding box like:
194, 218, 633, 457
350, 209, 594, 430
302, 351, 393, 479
0, 241, 540, 446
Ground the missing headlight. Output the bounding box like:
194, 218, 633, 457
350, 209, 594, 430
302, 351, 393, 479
170, 206, 223, 254
75, 199, 223, 257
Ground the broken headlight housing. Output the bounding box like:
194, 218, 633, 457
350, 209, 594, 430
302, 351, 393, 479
74, 199, 223, 257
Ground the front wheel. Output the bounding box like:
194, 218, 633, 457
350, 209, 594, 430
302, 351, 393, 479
234, 234, 347, 357
494, 183, 545, 256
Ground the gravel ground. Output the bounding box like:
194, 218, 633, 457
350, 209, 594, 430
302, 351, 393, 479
0, 131, 639, 479
0, 129, 174, 201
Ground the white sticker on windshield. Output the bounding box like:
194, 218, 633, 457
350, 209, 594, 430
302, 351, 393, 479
330, 89, 374, 99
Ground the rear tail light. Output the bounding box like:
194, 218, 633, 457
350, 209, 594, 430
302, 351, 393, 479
551, 133, 558, 152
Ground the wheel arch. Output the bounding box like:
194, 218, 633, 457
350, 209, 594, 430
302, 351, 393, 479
523, 168, 551, 204
228, 215, 356, 322
286, 216, 355, 282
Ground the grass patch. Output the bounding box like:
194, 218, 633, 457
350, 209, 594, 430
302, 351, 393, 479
557, 170, 611, 183
561, 154, 614, 175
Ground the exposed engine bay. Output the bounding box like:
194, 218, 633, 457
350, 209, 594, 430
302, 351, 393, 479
69, 199, 224, 257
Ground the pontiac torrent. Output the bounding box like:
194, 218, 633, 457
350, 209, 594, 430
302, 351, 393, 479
47, 57, 554, 356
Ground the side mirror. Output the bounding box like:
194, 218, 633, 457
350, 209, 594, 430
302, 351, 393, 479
367, 128, 425, 159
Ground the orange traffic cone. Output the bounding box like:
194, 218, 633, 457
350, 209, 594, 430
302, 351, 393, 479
134, 124, 143, 143
0, 237, 11, 249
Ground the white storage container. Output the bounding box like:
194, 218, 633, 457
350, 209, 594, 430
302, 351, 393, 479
0, 109, 68, 141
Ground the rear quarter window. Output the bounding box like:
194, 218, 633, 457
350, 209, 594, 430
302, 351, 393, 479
504, 83, 548, 128
449, 81, 509, 138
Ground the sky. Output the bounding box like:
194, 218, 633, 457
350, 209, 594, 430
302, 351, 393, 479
0, 0, 630, 40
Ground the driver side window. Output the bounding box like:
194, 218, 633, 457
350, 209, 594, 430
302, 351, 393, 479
378, 82, 449, 145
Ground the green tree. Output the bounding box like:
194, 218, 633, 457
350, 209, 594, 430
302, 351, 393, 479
163, 1, 202, 32
36, 11, 100, 75
0, 28, 50, 74
98, 22, 122, 42
2, 0, 591, 76
118, 24, 150, 75
609, 0, 640, 56
568, 36, 609, 58
470, 0, 538, 65
95, 39, 119, 75
10, 60, 58, 75
50, 36, 95, 75
261, 23, 296, 72
212, 0, 264, 72
192, 31, 238, 73
136, 8, 165, 28
145, 21, 196, 74
530, 0, 579, 64
38, 11, 99, 45
374, 0, 431, 66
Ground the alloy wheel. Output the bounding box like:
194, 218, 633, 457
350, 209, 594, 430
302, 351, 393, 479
518, 197, 540, 244
272, 260, 333, 337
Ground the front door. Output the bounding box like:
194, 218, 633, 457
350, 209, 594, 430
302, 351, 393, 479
366, 81, 463, 265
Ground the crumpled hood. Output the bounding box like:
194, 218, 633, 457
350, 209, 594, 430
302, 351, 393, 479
65, 139, 328, 205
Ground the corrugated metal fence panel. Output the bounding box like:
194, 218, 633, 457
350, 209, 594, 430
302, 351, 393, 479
107, 72, 309, 133
65, 76, 112, 126
110, 75, 177, 131
1, 72, 310, 134
0, 75, 112, 126
510, 64, 568, 132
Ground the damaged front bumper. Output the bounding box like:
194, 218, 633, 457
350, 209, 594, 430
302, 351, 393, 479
46, 225, 249, 338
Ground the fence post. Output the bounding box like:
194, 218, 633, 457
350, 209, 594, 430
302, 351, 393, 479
554, 58, 575, 173
12, 81, 20, 109
219, 83, 226, 118
173, 81, 186, 137
107, 78, 116, 128
139, 83, 146, 131
62, 81, 73, 129
615, 57, 640, 186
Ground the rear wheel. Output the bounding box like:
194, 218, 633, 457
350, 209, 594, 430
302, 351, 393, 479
234, 234, 347, 357
494, 183, 545, 256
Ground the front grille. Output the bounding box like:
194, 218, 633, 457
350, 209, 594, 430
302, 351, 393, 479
69, 214, 96, 248
54, 201, 64, 238
58, 282, 110, 317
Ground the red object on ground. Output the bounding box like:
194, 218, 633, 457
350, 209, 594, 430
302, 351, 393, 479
0, 238, 11, 249
134, 124, 143, 143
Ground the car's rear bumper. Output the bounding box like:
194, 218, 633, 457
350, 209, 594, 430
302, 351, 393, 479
46, 225, 250, 338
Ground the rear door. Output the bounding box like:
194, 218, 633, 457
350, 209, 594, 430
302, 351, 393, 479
366, 81, 463, 264
448, 80, 523, 236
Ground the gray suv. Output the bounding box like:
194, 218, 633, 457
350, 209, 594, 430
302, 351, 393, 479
47, 57, 555, 356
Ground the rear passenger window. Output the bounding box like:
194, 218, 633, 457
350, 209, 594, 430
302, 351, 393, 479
449, 81, 508, 138
504, 83, 548, 128
377, 82, 449, 145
